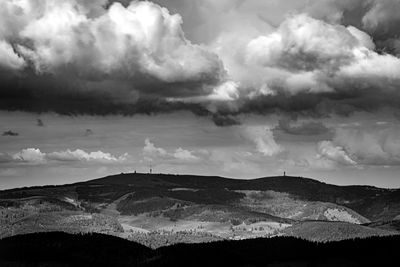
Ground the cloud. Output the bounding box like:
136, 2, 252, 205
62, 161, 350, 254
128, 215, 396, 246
1, 0, 400, 122
304, 0, 400, 55
173, 148, 199, 161
2, 130, 19, 136
0, 148, 128, 165
277, 118, 330, 135
331, 127, 400, 166
135, 0, 308, 45
211, 114, 241, 127
243, 126, 282, 156
0, 40, 26, 70
36, 119, 44, 127
0, 0, 225, 114
1, 0, 224, 86
317, 140, 357, 166
206, 81, 240, 101
143, 138, 199, 162
239, 14, 391, 94
209, 13, 400, 118
316, 126, 400, 166
47, 149, 129, 163
143, 138, 168, 158
12, 148, 46, 164
362, 0, 400, 34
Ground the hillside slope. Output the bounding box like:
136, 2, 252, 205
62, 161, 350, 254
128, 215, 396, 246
0, 173, 399, 246
1, 232, 400, 267
82, 173, 400, 221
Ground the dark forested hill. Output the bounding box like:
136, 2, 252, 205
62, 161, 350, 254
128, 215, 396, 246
3, 172, 397, 220
1, 172, 399, 245
0, 232, 399, 267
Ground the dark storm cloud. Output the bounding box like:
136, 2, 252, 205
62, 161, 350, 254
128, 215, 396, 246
0, 82, 209, 116
36, 119, 44, 127
2, 130, 19, 137
232, 87, 400, 120
211, 114, 241, 127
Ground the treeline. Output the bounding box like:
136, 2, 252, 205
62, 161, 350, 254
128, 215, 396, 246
0, 232, 399, 266
126, 229, 222, 248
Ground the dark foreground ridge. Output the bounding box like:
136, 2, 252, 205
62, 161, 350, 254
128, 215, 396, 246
0, 232, 399, 267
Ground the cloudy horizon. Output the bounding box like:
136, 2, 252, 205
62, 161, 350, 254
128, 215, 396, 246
1, 0, 400, 189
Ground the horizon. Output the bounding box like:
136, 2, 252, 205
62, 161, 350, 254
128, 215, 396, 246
1, 170, 397, 191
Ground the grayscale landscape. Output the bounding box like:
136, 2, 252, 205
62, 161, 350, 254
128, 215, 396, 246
1, 0, 400, 266
1, 173, 399, 248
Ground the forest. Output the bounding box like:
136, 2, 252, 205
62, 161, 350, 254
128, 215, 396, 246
0, 232, 398, 267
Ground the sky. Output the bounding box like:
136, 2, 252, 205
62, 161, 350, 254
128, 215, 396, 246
1, 0, 400, 189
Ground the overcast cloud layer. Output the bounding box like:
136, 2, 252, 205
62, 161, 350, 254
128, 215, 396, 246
0, 0, 399, 121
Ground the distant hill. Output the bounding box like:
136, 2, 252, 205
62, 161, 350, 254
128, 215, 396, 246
0, 232, 399, 267
0, 173, 399, 246
4, 173, 400, 220
82, 173, 400, 221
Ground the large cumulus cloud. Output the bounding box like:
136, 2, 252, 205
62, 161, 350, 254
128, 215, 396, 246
0, 0, 224, 85
1, 0, 400, 123
0, 0, 225, 115
233, 14, 399, 93
209, 13, 400, 118
148, 0, 400, 119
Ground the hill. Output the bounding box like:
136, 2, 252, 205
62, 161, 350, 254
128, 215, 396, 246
0, 232, 399, 266
80, 173, 400, 221
0, 172, 399, 246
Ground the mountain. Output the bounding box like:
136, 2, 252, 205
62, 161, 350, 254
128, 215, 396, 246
0, 173, 399, 247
